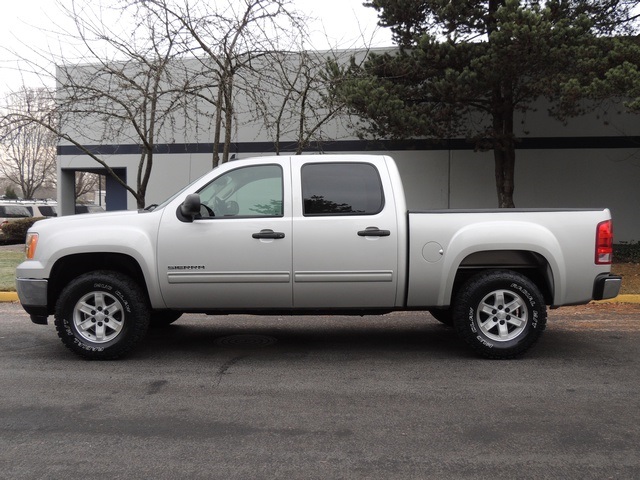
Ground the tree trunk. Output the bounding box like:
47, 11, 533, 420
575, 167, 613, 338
491, 78, 516, 208
222, 74, 234, 164
493, 144, 515, 208
212, 82, 224, 168
135, 150, 148, 209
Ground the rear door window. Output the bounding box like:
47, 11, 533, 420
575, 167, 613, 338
301, 163, 384, 216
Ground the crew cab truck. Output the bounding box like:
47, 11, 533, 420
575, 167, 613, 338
16, 155, 622, 360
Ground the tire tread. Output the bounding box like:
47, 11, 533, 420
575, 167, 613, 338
54, 270, 150, 360
452, 269, 547, 359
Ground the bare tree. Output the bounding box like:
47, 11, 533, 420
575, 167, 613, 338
2, 0, 310, 210
0, 88, 57, 199
75, 171, 100, 201
54, 0, 196, 208
244, 48, 365, 155
1, 0, 368, 211
1, 0, 195, 209
139, 0, 306, 166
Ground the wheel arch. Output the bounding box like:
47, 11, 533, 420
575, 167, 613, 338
430, 220, 564, 308
47, 253, 150, 315
449, 250, 555, 306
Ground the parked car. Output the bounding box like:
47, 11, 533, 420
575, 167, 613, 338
22, 201, 58, 218
0, 204, 32, 236
75, 204, 105, 214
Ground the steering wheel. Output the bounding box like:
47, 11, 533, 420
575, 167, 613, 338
200, 204, 215, 217
225, 201, 239, 216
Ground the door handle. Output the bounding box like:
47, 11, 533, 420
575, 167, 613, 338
252, 229, 285, 239
357, 227, 391, 237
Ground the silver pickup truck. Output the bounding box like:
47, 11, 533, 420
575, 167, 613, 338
16, 155, 621, 359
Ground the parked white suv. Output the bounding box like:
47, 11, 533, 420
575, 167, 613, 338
22, 201, 58, 218
0, 204, 32, 235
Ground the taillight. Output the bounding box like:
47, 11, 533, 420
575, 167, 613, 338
595, 220, 613, 265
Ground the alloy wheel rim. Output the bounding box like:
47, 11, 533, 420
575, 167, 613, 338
476, 289, 528, 342
73, 291, 125, 343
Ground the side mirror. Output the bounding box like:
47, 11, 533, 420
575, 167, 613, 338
178, 193, 201, 222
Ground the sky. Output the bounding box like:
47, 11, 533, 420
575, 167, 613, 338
0, 0, 393, 98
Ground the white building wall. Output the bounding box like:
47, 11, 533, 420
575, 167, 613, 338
59, 146, 640, 241
514, 149, 640, 242
127, 146, 640, 243
56, 54, 640, 241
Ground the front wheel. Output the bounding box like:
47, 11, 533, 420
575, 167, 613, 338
452, 270, 547, 359
54, 271, 150, 360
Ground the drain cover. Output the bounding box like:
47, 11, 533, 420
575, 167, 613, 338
215, 334, 277, 348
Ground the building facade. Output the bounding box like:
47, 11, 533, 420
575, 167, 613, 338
57, 55, 640, 241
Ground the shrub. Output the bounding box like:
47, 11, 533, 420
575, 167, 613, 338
1, 217, 44, 243
4, 186, 19, 199
614, 242, 640, 263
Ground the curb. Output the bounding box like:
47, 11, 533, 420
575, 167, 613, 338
1, 292, 639, 304
0, 292, 18, 302
593, 294, 640, 304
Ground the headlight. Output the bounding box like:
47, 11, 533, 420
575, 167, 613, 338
25, 233, 39, 259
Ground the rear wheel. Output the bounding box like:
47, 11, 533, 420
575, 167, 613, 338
452, 270, 547, 359
54, 271, 150, 360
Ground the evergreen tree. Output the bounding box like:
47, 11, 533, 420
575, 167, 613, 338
335, 0, 640, 207
4, 186, 19, 199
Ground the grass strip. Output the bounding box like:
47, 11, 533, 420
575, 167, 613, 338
0, 250, 24, 291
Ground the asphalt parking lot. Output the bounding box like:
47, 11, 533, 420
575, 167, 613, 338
1, 301, 639, 479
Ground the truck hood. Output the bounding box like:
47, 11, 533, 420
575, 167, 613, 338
32, 210, 145, 231
16, 208, 166, 299
26, 208, 164, 269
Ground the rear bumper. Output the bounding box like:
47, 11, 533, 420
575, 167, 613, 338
593, 274, 622, 301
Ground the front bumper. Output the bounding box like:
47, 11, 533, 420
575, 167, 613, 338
593, 273, 622, 301
16, 278, 49, 324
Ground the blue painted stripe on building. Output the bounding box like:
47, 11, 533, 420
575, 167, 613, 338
57, 136, 640, 156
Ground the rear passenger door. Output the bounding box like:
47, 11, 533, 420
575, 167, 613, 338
291, 158, 399, 309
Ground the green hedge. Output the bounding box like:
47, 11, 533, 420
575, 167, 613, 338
1, 217, 44, 243
614, 242, 640, 263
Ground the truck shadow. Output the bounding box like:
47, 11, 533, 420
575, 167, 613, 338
137, 312, 632, 362
139, 313, 470, 360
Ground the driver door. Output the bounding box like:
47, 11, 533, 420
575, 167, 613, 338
157, 163, 293, 310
